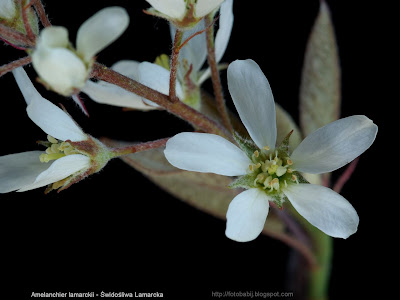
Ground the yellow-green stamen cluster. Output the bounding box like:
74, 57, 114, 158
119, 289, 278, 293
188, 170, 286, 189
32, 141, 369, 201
39, 135, 79, 163
248, 146, 298, 193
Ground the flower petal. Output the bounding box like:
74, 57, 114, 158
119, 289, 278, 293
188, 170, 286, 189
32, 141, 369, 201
111, 60, 140, 79
12, 67, 41, 105
0, 151, 51, 193
215, 0, 233, 63
36, 26, 69, 48
76, 7, 129, 62
82, 80, 156, 110
137, 62, 183, 104
18, 154, 90, 192
291, 115, 378, 174
32, 46, 87, 96
26, 94, 87, 142
195, 0, 225, 18
285, 183, 359, 239
146, 0, 186, 20
225, 188, 270, 242
227, 59, 277, 149
0, 0, 16, 19
164, 132, 251, 176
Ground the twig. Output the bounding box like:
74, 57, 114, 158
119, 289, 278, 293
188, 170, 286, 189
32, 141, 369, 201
33, 0, 51, 27
204, 14, 233, 134
91, 63, 231, 139
333, 157, 359, 193
0, 23, 35, 48
108, 137, 170, 158
169, 29, 183, 103
20, 0, 36, 41
0, 56, 32, 77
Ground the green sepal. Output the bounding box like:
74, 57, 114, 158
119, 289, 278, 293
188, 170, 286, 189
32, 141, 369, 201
293, 171, 310, 184
276, 130, 293, 157
228, 173, 256, 190
233, 132, 258, 160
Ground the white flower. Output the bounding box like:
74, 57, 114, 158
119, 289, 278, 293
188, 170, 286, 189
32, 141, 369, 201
31, 7, 129, 96
146, 0, 225, 25
137, 0, 233, 109
164, 59, 378, 242
0, 67, 106, 193
0, 0, 16, 20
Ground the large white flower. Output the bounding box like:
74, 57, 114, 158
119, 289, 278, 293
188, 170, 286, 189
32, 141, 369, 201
31, 7, 129, 96
146, 0, 225, 26
0, 67, 107, 193
164, 59, 378, 242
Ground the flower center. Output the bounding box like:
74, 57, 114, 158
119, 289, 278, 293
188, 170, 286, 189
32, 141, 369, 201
248, 146, 298, 193
39, 135, 80, 163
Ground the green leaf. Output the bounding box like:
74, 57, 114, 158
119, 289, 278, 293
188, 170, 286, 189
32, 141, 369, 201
299, 1, 341, 138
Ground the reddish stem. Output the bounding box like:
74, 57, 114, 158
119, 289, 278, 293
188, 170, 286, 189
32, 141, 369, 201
204, 15, 233, 134
20, 0, 36, 42
0, 56, 32, 77
91, 63, 231, 139
333, 157, 360, 193
33, 0, 51, 27
109, 137, 170, 157
169, 29, 183, 103
0, 23, 35, 47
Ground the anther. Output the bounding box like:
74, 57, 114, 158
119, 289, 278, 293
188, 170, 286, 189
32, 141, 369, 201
263, 146, 270, 151
286, 158, 293, 165
254, 150, 259, 158
47, 135, 58, 144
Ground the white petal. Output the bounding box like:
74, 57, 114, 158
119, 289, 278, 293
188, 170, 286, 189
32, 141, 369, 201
36, 26, 69, 48
215, 0, 233, 63
32, 47, 87, 96
225, 188, 270, 242
18, 154, 90, 192
285, 184, 359, 239
164, 132, 251, 176
137, 62, 183, 102
82, 80, 156, 110
0, 0, 16, 19
27, 93, 87, 142
12, 67, 41, 105
227, 59, 277, 149
76, 7, 129, 62
111, 60, 140, 79
195, 0, 225, 18
0, 151, 51, 193
291, 116, 378, 174
146, 0, 186, 20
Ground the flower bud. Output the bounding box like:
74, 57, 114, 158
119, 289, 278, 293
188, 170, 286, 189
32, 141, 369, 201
145, 0, 225, 30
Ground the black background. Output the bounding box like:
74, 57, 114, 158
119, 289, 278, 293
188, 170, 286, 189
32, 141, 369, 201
0, 1, 392, 299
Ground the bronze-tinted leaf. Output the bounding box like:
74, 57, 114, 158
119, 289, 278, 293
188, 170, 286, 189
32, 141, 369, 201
299, 1, 341, 137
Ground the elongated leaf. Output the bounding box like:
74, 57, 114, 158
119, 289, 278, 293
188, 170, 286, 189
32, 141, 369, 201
299, 1, 341, 137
